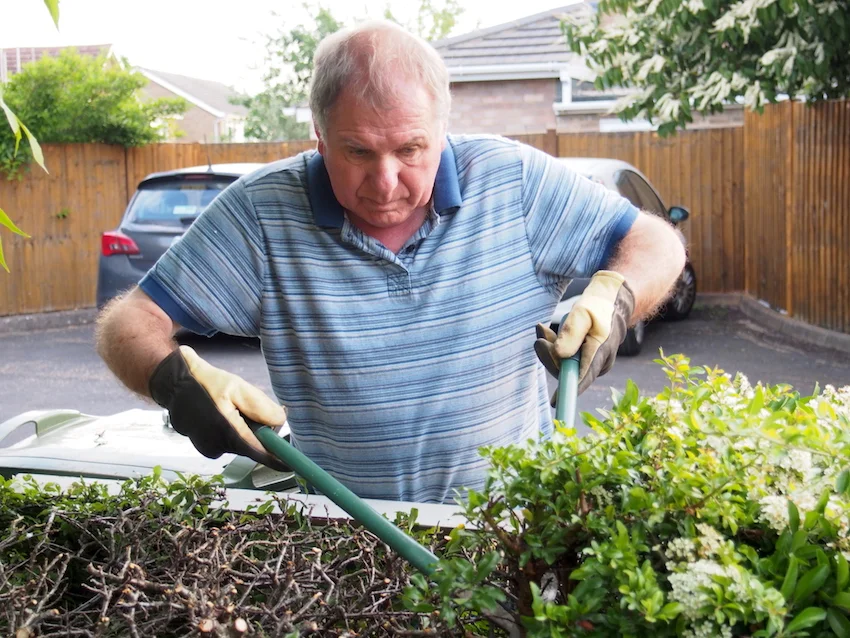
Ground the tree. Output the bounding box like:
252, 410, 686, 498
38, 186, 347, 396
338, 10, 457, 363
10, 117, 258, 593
562, 0, 850, 135
238, 6, 344, 141
1, 50, 187, 155
241, 1, 463, 141
384, 0, 464, 42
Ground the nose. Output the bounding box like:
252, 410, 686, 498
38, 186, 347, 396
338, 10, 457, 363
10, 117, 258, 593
368, 156, 399, 203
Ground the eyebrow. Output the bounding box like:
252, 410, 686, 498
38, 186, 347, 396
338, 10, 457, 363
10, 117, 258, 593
342, 136, 428, 150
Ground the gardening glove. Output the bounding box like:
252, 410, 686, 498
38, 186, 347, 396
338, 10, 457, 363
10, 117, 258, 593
535, 271, 635, 395
149, 345, 290, 471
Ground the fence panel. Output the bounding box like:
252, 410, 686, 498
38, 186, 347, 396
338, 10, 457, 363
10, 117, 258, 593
0, 144, 128, 315
790, 100, 850, 333
515, 129, 746, 294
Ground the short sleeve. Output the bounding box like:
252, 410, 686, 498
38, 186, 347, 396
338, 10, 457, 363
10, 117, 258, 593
139, 179, 266, 337
521, 144, 638, 280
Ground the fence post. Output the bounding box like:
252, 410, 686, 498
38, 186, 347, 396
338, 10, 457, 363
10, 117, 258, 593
546, 129, 558, 157
784, 101, 795, 319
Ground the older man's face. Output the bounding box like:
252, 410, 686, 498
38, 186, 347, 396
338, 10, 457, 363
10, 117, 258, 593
317, 80, 446, 235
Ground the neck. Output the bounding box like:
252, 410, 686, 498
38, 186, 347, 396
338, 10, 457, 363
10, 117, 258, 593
348, 206, 429, 253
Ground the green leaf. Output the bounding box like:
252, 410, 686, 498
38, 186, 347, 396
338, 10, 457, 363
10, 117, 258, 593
0, 208, 30, 238
833, 593, 850, 612
0, 92, 22, 155
784, 607, 826, 633
837, 470, 850, 495
838, 554, 849, 592
789, 500, 801, 532
18, 120, 46, 172
816, 489, 831, 514
43, 0, 60, 28
782, 556, 799, 602
794, 565, 830, 603
0, 235, 7, 273
828, 608, 850, 638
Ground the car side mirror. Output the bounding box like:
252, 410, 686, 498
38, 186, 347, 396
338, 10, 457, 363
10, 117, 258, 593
669, 206, 690, 224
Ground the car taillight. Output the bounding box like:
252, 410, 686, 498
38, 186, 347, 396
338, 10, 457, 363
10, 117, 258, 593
101, 231, 140, 257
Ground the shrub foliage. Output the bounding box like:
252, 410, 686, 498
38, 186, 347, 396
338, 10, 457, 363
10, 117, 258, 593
414, 353, 850, 637
4, 354, 850, 637
0, 471, 488, 636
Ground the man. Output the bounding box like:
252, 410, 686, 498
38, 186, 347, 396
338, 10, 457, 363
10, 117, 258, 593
96, 21, 686, 503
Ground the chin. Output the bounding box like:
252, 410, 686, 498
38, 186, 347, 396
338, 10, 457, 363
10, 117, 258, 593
361, 208, 411, 227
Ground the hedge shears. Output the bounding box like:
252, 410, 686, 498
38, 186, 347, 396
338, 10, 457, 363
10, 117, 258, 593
248, 355, 581, 636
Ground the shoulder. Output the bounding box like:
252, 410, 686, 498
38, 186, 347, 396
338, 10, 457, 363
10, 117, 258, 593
447, 134, 530, 187
447, 134, 556, 174
448, 133, 523, 165
237, 149, 317, 194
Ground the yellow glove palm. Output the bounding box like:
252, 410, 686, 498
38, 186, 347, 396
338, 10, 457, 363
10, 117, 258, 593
535, 271, 635, 395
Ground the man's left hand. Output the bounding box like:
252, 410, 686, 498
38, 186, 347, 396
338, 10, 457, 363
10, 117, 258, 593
535, 271, 635, 394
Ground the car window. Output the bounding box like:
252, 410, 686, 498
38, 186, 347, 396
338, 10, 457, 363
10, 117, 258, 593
127, 179, 234, 226
614, 171, 642, 209
623, 171, 667, 217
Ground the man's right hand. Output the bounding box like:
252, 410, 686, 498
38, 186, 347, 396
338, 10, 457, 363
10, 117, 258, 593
149, 345, 289, 471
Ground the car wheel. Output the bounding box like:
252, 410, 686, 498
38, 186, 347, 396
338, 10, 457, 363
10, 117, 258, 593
661, 263, 697, 321
618, 319, 645, 356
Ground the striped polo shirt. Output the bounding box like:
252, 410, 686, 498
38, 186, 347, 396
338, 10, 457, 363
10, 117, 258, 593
139, 134, 638, 503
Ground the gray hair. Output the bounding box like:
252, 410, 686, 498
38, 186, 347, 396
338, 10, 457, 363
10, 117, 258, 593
309, 20, 451, 139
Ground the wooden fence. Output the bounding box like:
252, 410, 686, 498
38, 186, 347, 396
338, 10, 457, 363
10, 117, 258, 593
0, 141, 315, 316
0, 101, 847, 333
744, 100, 850, 334
512, 128, 747, 297
513, 101, 850, 334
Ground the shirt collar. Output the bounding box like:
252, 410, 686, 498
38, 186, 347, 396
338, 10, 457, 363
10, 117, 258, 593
306, 140, 462, 229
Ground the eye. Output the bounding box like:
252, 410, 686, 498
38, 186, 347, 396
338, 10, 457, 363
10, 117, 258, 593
350, 148, 368, 157
399, 146, 419, 157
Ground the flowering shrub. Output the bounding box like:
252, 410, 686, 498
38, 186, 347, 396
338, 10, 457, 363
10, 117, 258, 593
409, 353, 850, 637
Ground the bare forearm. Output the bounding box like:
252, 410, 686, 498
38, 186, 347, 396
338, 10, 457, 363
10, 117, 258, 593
95, 287, 177, 398
608, 211, 686, 322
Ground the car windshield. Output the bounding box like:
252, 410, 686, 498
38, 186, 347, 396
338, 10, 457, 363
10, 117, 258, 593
127, 178, 234, 226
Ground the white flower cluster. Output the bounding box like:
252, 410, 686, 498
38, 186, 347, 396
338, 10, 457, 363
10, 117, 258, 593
822, 385, 850, 420
590, 485, 614, 508
713, 0, 779, 42
668, 559, 732, 618
683, 620, 733, 638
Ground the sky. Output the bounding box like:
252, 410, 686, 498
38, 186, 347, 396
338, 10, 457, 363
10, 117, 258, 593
3, 0, 579, 94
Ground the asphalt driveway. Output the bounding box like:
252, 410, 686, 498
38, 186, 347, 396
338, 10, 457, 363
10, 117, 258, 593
1, 303, 849, 426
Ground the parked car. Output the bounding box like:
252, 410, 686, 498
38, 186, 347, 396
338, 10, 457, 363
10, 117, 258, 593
96, 163, 265, 308
0, 407, 297, 491
0, 407, 472, 528
550, 158, 697, 356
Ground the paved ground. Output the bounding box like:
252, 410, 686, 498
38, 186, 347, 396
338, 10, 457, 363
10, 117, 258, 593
1, 305, 849, 426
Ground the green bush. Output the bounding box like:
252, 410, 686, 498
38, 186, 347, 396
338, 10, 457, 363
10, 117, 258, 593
0, 470, 485, 636
0, 49, 186, 179
5, 353, 850, 637
410, 353, 850, 637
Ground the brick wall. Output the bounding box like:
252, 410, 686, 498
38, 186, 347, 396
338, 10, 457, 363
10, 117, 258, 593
448, 79, 558, 135
448, 78, 744, 136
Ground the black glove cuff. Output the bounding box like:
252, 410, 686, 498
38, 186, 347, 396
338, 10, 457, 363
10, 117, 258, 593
617, 279, 637, 322
149, 349, 187, 409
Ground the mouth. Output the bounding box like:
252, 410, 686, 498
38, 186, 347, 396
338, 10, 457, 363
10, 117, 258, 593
366, 202, 400, 213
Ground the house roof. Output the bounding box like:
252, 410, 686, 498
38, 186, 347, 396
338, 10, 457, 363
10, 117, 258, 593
1, 44, 113, 76
431, 4, 592, 72
137, 68, 248, 118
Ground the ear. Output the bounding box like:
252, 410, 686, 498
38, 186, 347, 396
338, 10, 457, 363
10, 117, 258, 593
314, 122, 325, 155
